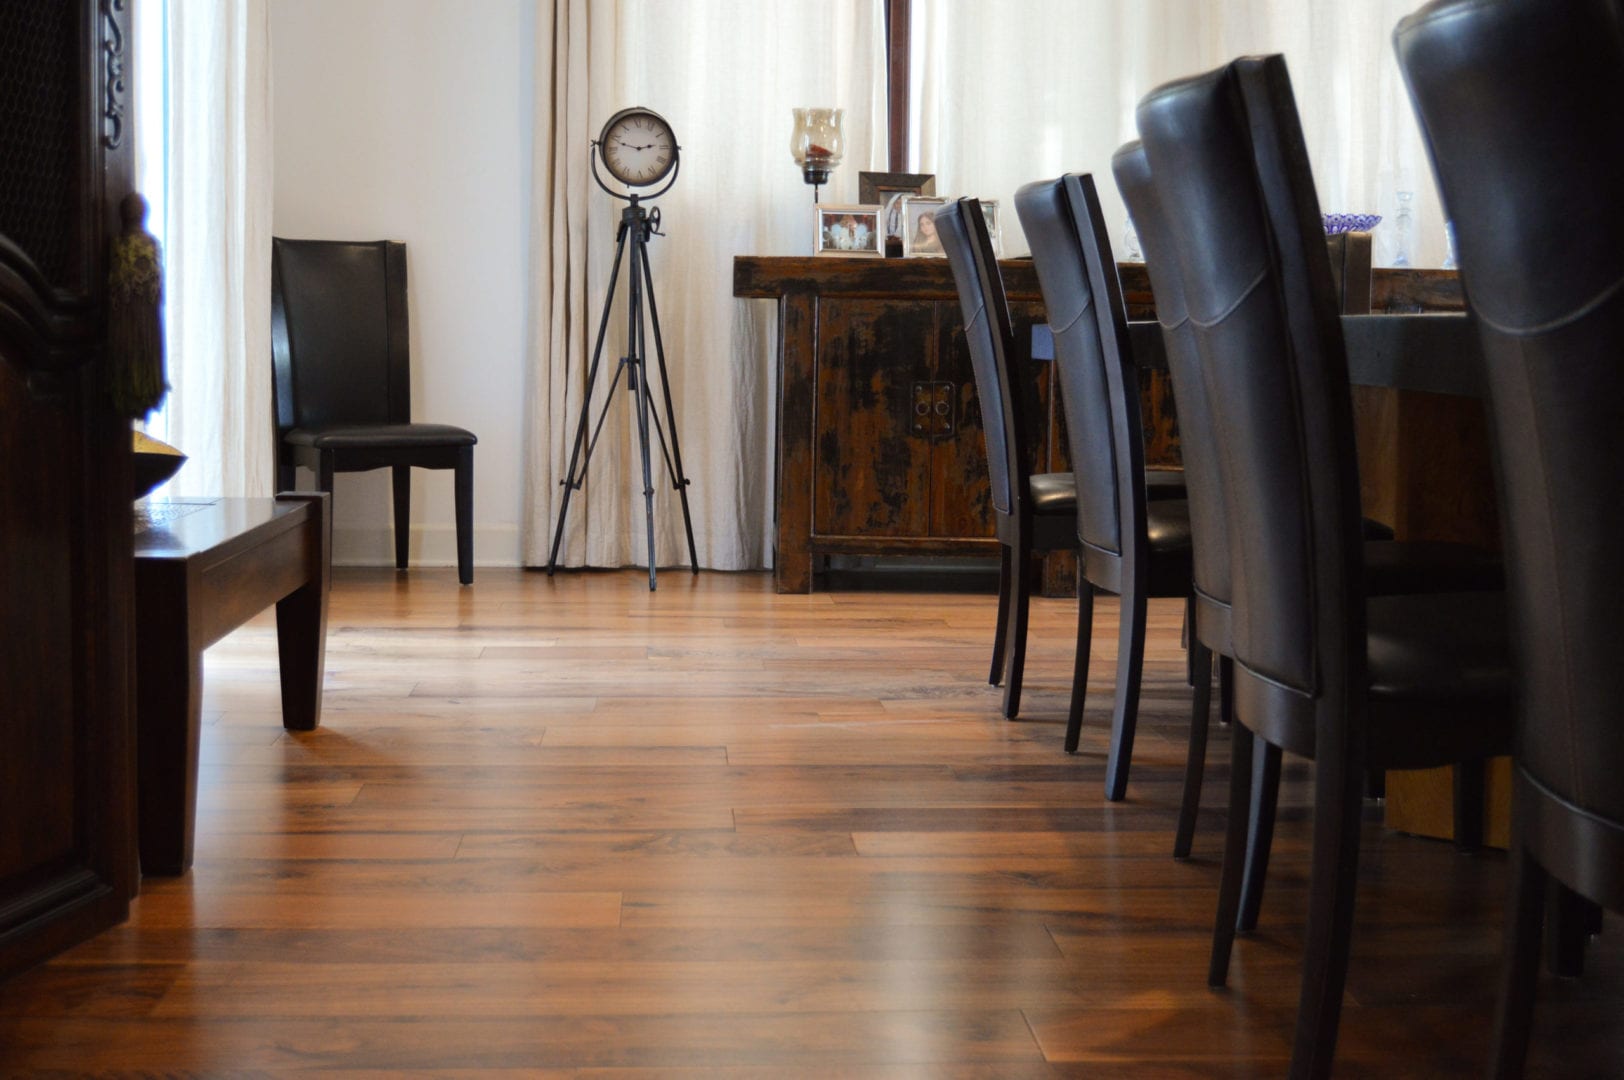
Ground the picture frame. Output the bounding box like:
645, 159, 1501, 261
858, 171, 935, 254
899, 195, 948, 258
814, 203, 884, 257
980, 198, 1004, 258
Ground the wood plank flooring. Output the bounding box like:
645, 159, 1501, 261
1, 568, 1618, 1076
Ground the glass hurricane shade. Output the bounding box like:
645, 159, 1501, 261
790, 107, 844, 186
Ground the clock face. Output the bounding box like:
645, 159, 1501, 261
599, 109, 677, 187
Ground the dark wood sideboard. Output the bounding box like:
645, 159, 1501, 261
734, 256, 1182, 594
733, 242, 1406, 594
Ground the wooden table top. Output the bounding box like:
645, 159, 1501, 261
133, 497, 315, 563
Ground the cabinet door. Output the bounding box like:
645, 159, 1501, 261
812, 298, 935, 539
0, 0, 138, 981
932, 300, 1053, 538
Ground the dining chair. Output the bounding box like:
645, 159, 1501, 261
1396, 1, 1624, 1075
936, 198, 1079, 719
272, 238, 477, 585
1114, 141, 1505, 920
1137, 54, 1514, 1080
1012, 177, 1196, 798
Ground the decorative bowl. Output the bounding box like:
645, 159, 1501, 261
1323, 212, 1382, 235
133, 430, 186, 499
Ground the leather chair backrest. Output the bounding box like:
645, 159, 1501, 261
271, 238, 410, 434
1014, 176, 1139, 557
1113, 142, 1233, 629
1136, 56, 1367, 737
1397, 0, 1624, 828
938, 199, 1025, 518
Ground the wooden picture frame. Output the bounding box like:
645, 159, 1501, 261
814, 204, 885, 257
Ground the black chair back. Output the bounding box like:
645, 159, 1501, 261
1137, 56, 1367, 755
271, 238, 411, 434
1397, 0, 1624, 875
1013, 176, 1142, 563
1112, 142, 1232, 650
937, 199, 1025, 519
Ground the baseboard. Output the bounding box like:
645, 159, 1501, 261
331, 523, 521, 568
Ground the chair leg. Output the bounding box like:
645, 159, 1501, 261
392, 465, 411, 571
990, 545, 1013, 686
317, 451, 335, 496
1001, 540, 1034, 720
1490, 843, 1547, 1080
1209, 723, 1255, 987
1453, 759, 1485, 853
1183, 598, 1195, 686
1174, 633, 1213, 859
277, 461, 296, 493
1219, 656, 1234, 726
1287, 748, 1367, 1080
454, 445, 474, 586
1064, 585, 1096, 753
1237, 741, 1282, 934
1545, 881, 1598, 978
1102, 580, 1147, 798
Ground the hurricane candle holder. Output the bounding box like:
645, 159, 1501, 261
790, 107, 844, 204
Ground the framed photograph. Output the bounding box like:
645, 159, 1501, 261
858, 171, 935, 254
981, 198, 1004, 258
899, 195, 948, 257
814, 204, 884, 257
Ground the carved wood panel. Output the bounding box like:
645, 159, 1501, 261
0, 0, 137, 983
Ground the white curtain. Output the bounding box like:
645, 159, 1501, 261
522, 0, 886, 570
161, 0, 275, 498
912, 0, 1448, 268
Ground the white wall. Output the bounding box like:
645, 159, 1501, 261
272, 0, 532, 567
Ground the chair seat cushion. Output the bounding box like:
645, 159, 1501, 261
287, 423, 478, 449
1364, 540, 1503, 596
1146, 498, 1193, 553
1031, 469, 1188, 516
1366, 591, 1511, 702
1029, 471, 1078, 515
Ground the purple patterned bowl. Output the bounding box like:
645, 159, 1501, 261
1323, 212, 1382, 235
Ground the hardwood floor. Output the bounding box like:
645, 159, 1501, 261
1, 568, 1617, 1076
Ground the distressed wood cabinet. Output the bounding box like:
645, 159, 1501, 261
733, 255, 1176, 594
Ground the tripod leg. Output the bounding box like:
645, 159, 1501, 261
548, 222, 630, 574
627, 233, 659, 591
639, 252, 699, 573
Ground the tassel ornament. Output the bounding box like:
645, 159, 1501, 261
107, 192, 167, 419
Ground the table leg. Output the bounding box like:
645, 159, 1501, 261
276, 494, 329, 731
135, 586, 202, 876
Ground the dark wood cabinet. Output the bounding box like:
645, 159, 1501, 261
734, 256, 1169, 593
1, 0, 139, 979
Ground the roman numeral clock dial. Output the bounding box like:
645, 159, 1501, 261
595, 108, 679, 193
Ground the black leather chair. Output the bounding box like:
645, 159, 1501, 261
1114, 141, 1505, 917
1012, 177, 1195, 798
1137, 55, 1514, 1080
271, 238, 476, 585
936, 198, 1079, 719
1396, 2, 1624, 1075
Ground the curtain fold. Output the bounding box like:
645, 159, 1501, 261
162, 0, 274, 498
522, 0, 886, 571
911, 0, 1447, 268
